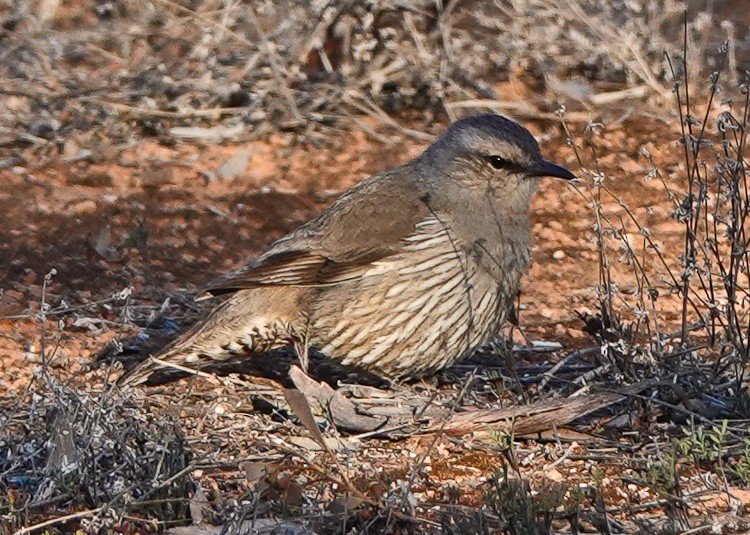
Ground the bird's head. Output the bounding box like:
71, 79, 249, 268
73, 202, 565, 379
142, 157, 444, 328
422, 114, 575, 196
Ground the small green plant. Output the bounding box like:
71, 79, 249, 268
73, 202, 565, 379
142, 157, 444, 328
482, 432, 577, 535
676, 419, 729, 463
485, 463, 573, 535
642, 451, 680, 498
638, 448, 691, 533
677, 420, 750, 486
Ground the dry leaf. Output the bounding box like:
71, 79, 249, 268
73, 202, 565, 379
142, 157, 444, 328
283, 388, 328, 451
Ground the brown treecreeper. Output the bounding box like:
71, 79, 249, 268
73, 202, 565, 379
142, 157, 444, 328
120, 114, 574, 386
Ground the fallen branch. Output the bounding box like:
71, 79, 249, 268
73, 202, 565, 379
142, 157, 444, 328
437, 380, 656, 436
436, 390, 622, 436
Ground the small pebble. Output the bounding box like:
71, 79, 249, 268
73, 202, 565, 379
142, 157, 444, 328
65, 199, 98, 215
552, 250, 566, 260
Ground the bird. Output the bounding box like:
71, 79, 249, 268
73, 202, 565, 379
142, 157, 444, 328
118, 114, 574, 387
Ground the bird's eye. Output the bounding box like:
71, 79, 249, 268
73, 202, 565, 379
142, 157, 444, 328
488, 155, 511, 169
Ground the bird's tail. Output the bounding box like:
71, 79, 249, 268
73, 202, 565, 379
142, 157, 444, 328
116, 303, 228, 387
117, 348, 214, 387
116, 288, 306, 387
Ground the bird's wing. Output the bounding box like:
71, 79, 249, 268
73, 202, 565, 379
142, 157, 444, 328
197, 249, 383, 297
198, 168, 432, 298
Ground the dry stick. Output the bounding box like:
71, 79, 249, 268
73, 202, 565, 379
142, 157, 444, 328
350, 422, 413, 440
359, 57, 408, 91
588, 138, 617, 333
80, 97, 245, 119
84, 42, 126, 65
38, 272, 72, 395
666, 28, 727, 346
343, 91, 436, 141
572, 364, 611, 388
12, 508, 103, 535
699, 160, 719, 347
542, 443, 576, 471
737, 89, 750, 379
538, 350, 581, 392
14, 171, 55, 192
145, 357, 217, 382
597, 214, 653, 339
137, 463, 199, 503
588, 85, 650, 105
346, 113, 393, 144
38, 269, 54, 372
680, 525, 712, 535
665, 52, 694, 345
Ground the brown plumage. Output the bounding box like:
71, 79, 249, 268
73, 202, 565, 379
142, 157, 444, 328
119, 114, 574, 386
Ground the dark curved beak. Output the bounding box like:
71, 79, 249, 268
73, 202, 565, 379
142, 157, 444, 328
528, 160, 576, 180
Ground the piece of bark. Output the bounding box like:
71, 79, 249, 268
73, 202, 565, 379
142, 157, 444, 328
288, 366, 386, 433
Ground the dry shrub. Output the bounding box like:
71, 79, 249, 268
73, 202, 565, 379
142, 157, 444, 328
0, 374, 194, 533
